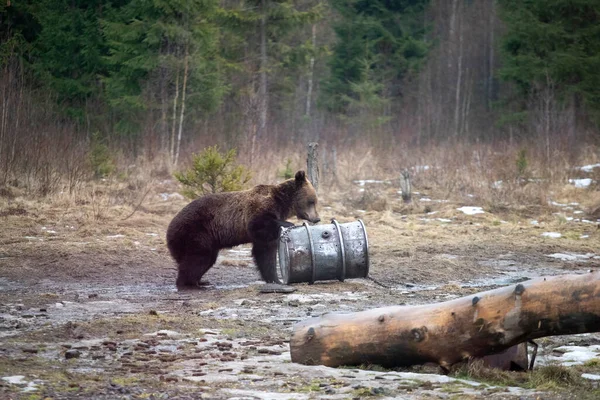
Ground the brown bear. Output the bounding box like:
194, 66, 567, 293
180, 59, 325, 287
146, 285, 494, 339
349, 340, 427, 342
166, 170, 320, 289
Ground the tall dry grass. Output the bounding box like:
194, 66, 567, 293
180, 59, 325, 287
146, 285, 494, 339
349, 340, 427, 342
1, 133, 599, 224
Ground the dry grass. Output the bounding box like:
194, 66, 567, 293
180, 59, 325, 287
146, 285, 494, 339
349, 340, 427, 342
1, 140, 598, 256
453, 359, 600, 398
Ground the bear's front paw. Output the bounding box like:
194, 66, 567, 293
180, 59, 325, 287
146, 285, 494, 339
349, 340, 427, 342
279, 221, 295, 228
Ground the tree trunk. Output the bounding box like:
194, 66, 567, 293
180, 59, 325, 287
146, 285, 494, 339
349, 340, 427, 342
290, 272, 600, 369
258, 0, 268, 139
174, 44, 189, 167
399, 169, 411, 203
453, 0, 463, 139
487, 0, 495, 112
305, 24, 317, 117
306, 142, 319, 193
169, 61, 180, 163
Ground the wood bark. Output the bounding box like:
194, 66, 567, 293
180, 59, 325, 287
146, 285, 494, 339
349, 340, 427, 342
399, 169, 411, 203
290, 272, 600, 369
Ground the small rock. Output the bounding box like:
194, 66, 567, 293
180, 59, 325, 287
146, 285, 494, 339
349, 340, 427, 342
22, 348, 39, 354
88, 294, 98, 299
65, 349, 81, 359
259, 283, 297, 293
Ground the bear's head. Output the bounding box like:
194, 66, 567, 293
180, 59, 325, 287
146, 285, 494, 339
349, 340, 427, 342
293, 171, 320, 224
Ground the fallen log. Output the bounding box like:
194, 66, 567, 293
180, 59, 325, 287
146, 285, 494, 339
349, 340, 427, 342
290, 272, 600, 369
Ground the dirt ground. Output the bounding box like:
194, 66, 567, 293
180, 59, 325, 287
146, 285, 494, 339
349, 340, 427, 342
1, 179, 600, 399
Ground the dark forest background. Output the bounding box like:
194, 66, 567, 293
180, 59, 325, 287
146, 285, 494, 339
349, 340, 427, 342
1, 0, 599, 193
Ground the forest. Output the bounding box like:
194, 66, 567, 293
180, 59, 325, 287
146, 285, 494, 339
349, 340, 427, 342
1, 0, 599, 192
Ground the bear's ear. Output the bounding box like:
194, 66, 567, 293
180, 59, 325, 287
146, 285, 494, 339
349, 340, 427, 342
295, 170, 306, 183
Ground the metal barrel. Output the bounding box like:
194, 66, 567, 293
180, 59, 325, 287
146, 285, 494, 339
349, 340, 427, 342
278, 219, 369, 285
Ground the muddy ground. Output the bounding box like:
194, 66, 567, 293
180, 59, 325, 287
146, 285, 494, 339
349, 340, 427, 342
1, 179, 600, 399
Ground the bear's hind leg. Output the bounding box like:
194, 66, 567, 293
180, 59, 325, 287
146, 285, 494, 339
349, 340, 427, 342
176, 250, 218, 289
252, 242, 280, 284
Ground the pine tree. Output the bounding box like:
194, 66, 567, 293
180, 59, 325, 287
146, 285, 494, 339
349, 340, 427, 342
13, 0, 108, 121
498, 0, 600, 124
321, 0, 430, 119
102, 0, 226, 156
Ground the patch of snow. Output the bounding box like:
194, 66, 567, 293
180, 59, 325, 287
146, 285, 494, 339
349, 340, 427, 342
356, 210, 366, 213
222, 389, 308, 400
574, 210, 584, 214
541, 232, 562, 238
159, 192, 185, 201
22, 382, 39, 392
580, 163, 600, 173
581, 235, 589, 239
427, 211, 438, 215
2, 376, 26, 385
530, 220, 539, 225
493, 180, 503, 189
146, 233, 158, 237
543, 345, 600, 366
144, 330, 185, 338
582, 373, 600, 381
354, 179, 387, 186
284, 292, 367, 304
106, 234, 125, 239
457, 206, 484, 215
569, 178, 593, 188
437, 218, 452, 223
467, 194, 474, 198
550, 201, 568, 207
547, 253, 597, 262
414, 165, 430, 172
420, 197, 432, 202
358, 188, 365, 192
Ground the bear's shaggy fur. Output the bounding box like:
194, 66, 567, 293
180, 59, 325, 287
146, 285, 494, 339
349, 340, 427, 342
166, 171, 320, 288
